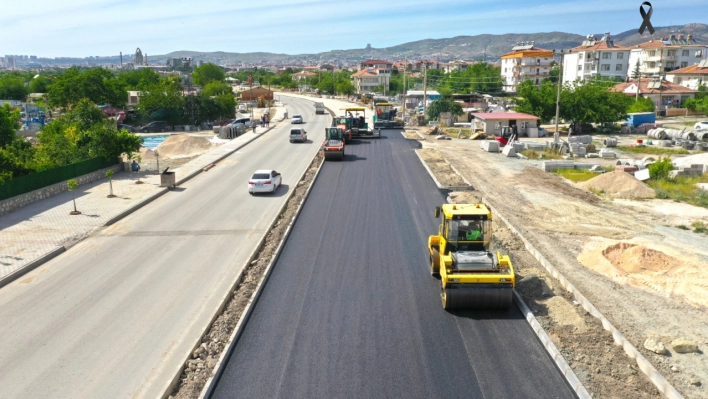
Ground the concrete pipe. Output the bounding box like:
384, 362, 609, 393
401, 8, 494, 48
695, 131, 708, 143
603, 137, 617, 147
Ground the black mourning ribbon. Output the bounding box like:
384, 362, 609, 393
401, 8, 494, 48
638, 2, 655, 35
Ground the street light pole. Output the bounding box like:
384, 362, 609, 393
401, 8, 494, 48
554, 49, 564, 148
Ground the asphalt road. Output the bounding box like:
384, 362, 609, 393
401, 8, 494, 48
210, 131, 576, 399
0, 97, 328, 398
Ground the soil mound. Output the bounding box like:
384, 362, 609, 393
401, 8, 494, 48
138, 147, 157, 161
155, 134, 214, 159
577, 171, 656, 199
602, 242, 679, 274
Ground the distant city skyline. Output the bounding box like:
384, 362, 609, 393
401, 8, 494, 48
1, 0, 707, 58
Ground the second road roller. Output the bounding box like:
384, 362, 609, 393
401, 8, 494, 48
428, 203, 515, 310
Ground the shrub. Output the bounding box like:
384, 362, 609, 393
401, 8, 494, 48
648, 157, 674, 181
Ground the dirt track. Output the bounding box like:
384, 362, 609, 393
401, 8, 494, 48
414, 133, 708, 398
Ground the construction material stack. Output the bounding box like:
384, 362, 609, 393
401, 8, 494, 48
428, 203, 515, 310
322, 127, 345, 161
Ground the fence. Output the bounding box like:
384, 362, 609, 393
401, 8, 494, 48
0, 158, 118, 201
665, 108, 705, 117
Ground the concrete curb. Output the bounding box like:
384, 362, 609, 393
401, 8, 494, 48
489, 203, 683, 399
419, 150, 591, 399
0, 246, 66, 289
513, 291, 590, 398
196, 157, 324, 399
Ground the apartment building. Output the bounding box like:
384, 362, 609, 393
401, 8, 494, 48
562, 33, 630, 83
351, 68, 390, 94
627, 34, 708, 78
500, 43, 553, 92
666, 60, 708, 90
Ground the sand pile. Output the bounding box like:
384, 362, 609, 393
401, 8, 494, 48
155, 134, 214, 159
672, 153, 708, 169
138, 147, 157, 161
602, 242, 679, 274
577, 171, 656, 199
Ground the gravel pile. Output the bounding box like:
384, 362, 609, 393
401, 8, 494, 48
577, 171, 656, 199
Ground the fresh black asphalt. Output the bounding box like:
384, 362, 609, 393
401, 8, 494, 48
210, 131, 577, 399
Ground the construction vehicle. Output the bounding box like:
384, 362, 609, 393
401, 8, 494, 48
495, 125, 518, 146
373, 102, 404, 129
333, 108, 381, 139
428, 203, 515, 310
322, 127, 345, 161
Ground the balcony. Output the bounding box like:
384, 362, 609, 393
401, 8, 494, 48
664, 55, 678, 61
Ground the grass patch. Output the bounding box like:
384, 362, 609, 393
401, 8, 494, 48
693, 221, 708, 234
679, 121, 699, 126
520, 148, 563, 160
589, 187, 605, 196
442, 128, 471, 138
556, 169, 600, 182
616, 145, 690, 155
677, 224, 690, 230
648, 175, 708, 209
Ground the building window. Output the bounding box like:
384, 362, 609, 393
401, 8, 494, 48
601, 64, 610, 71
649, 50, 656, 57
585, 65, 591, 71
579, 53, 583, 60
615, 64, 623, 71
602, 52, 611, 59
682, 50, 689, 57
666, 61, 675, 69
696, 50, 704, 57
648, 62, 656, 68
681, 61, 688, 68
578, 65, 582, 71
677, 77, 683, 84
667, 50, 676, 57
617, 52, 624, 59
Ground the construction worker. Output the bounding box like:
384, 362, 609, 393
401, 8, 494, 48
465, 222, 482, 241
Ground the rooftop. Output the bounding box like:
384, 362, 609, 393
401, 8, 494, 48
471, 112, 540, 120
611, 79, 698, 95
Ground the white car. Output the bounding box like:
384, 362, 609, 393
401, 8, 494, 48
290, 128, 307, 143
694, 121, 708, 130
291, 114, 303, 124
248, 170, 282, 194
238, 103, 247, 113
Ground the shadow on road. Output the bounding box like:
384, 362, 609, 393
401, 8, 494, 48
250, 184, 290, 198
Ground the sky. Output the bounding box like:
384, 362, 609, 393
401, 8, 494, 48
1, 0, 707, 58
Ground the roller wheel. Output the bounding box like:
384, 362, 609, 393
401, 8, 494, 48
430, 248, 440, 277
441, 285, 452, 310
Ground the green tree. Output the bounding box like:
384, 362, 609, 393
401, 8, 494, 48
0, 75, 29, 100
427, 97, 464, 120
627, 96, 655, 113
202, 81, 232, 96
515, 80, 558, 124
561, 80, 633, 125
67, 179, 80, 215
631, 60, 641, 79
336, 80, 355, 95
117, 68, 162, 90
136, 80, 185, 125
48, 67, 125, 108
192, 63, 226, 86
0, 103, 21, 147
29, 75, 51, 93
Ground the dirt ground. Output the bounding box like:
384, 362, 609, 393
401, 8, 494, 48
417, 148, 467, 186
169, 152, 323, 399
413, 129, 708, 398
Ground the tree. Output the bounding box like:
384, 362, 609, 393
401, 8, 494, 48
192, 63, 226, 86
627, 96, 655, 113
0, 75, 29, 100
202, 81, 232, 96
29, 75, 50, 93
336, 80, 355, 96
560, 80, 633, 125
48, 67, 125, 108
631, 60, 641, 80
0, 103, 20, 148
136, 80, 185, 125
67, 179, 81, 215
117, 68, 162, 90
427, 97, 464, 120
515, 80, 558, 124
106, 169, 116, 198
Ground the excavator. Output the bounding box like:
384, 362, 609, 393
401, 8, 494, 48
428, 203, 515, 310
322, 127, 345, 161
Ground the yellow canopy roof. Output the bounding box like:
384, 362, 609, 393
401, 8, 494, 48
341, 107, 366, 111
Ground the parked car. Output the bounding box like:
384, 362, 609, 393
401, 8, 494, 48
694, 121, 708, 130
289, 128, 307, 143
248, 170, 282, 194
291, 114, 303, 124
232, 117, 252, 128
139, 121, 171, 133
117, 124, 135, 132
238, 103, 248, 113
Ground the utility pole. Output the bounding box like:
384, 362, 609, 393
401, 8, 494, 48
422, 63, 428, 121
403, 57, 407, 109
554, 50, 563, 148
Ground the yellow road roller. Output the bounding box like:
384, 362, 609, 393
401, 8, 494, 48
428, 203, 515, 310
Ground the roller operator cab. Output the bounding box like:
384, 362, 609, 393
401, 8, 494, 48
428, 203, 515, 310
322, 127, 345, 161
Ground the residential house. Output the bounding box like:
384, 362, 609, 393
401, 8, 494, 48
666, 60, 708, 90
412, 60, 440, 72
563, 33, 630, 83
627, 34, 708, 78
351, 68, 390, 94
359, 60, 393, 73
293, 71, 316, 82
403, 90, 441, 110
500, 42, 553, 92
127, 91, 141, 109
393, 61, 413, 72
469, 112, 540, 135
610, 79, 697, 108
442, 61, 471, 73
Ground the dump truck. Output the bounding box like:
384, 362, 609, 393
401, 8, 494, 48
428, 203, 515, 310
333, 107, 380, 139
373, 101, 403, 129
314, 102, 325, 115
322, 127, 345, 161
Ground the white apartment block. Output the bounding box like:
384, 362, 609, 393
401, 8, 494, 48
666, 60, 708, 90
627, 34, 708, 78
562, 33, 630, 83
351, 68, 390, 94
500, 43, 553, 92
